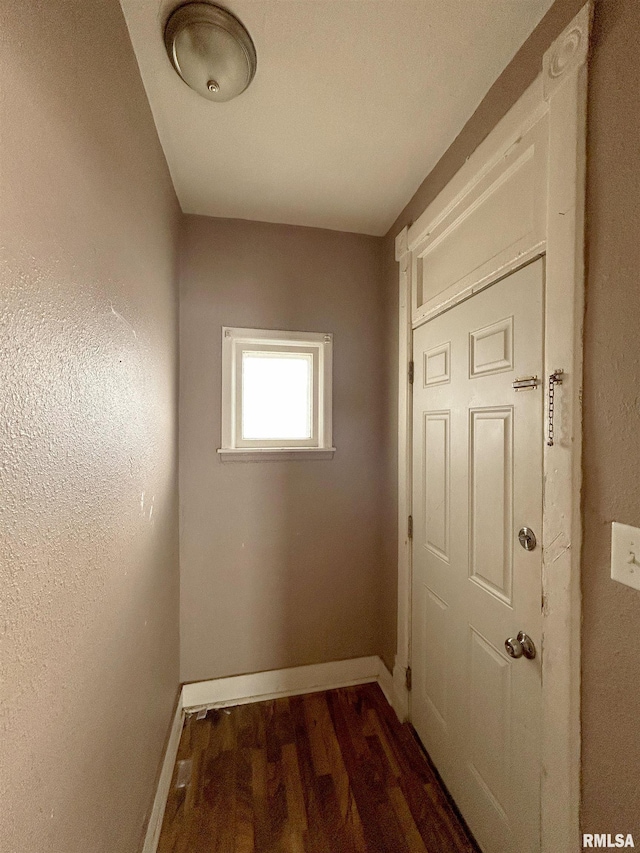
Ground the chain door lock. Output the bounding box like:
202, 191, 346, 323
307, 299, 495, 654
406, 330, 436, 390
547, 370, 563, 447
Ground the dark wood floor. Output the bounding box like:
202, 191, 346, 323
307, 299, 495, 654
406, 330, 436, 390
158, 682, 479, 853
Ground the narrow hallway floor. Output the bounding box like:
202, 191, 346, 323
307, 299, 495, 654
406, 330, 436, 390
158, 681, 479, 852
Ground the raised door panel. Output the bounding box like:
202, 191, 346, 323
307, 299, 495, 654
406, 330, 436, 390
470, 317, 514, 378
467, 627, 512, 821
469, 408, 514, 604
424, 341, 451, 386
422, 412, 450, 563
418, 583, 450, 735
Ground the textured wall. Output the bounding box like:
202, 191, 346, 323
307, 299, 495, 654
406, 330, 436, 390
0, 1, 180, 852
179, 216, 385, 683
581, 0, 640, 834
381, 0, 640, 836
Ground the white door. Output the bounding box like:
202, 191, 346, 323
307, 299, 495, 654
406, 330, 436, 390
411, 259, 544, 853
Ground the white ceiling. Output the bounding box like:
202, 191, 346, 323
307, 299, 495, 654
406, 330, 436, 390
120, 0, 555, 236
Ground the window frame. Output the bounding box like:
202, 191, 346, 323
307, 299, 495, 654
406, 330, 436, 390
218, 326, 335, 460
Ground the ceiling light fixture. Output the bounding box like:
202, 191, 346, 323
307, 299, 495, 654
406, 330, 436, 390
164, 2, 257, 102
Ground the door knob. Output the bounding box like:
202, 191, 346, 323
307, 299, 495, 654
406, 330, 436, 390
505, 631, 536, 660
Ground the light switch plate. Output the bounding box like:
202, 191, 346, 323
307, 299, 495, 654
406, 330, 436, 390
611, 522, 640, 591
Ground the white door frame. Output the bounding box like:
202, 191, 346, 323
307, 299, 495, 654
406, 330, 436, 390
392, 6, 591, 852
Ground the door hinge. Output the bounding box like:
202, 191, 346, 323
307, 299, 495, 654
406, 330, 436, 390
408, 515, 413, 539
408, 361, 414, 385
405, 666, 412, 692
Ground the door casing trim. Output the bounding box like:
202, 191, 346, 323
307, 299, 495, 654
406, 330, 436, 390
393, 5, 591, 851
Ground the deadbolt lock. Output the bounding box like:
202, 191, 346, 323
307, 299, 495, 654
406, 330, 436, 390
518, 527, 537, 551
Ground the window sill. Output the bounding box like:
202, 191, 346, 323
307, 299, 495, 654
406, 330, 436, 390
217, 447, 336, 462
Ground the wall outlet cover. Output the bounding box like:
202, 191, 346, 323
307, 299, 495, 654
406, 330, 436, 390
611, 522, 640, 591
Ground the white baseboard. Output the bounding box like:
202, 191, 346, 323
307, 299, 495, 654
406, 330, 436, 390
392, 661, 410, 722
377, 658, 395, 707
142, 694, 185, 853
181, 655, 398, 712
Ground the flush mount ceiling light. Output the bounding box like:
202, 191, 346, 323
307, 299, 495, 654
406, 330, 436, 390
164, 2, 256, 102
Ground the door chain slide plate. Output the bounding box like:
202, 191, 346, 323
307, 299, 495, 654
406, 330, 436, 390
512, 375, 539, 391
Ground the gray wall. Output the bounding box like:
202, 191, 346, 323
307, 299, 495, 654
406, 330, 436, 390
0, 1, 181, 851
381, 0, 640, 835
179, 216, 386, 683
581, 0, 640, 833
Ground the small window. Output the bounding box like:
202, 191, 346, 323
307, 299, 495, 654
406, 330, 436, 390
218, 327, 335, 460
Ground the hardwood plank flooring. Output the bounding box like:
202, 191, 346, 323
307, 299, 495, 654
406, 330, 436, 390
157, 683, 479, 853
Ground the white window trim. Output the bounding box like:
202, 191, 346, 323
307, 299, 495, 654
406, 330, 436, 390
218, 326, 335, 461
